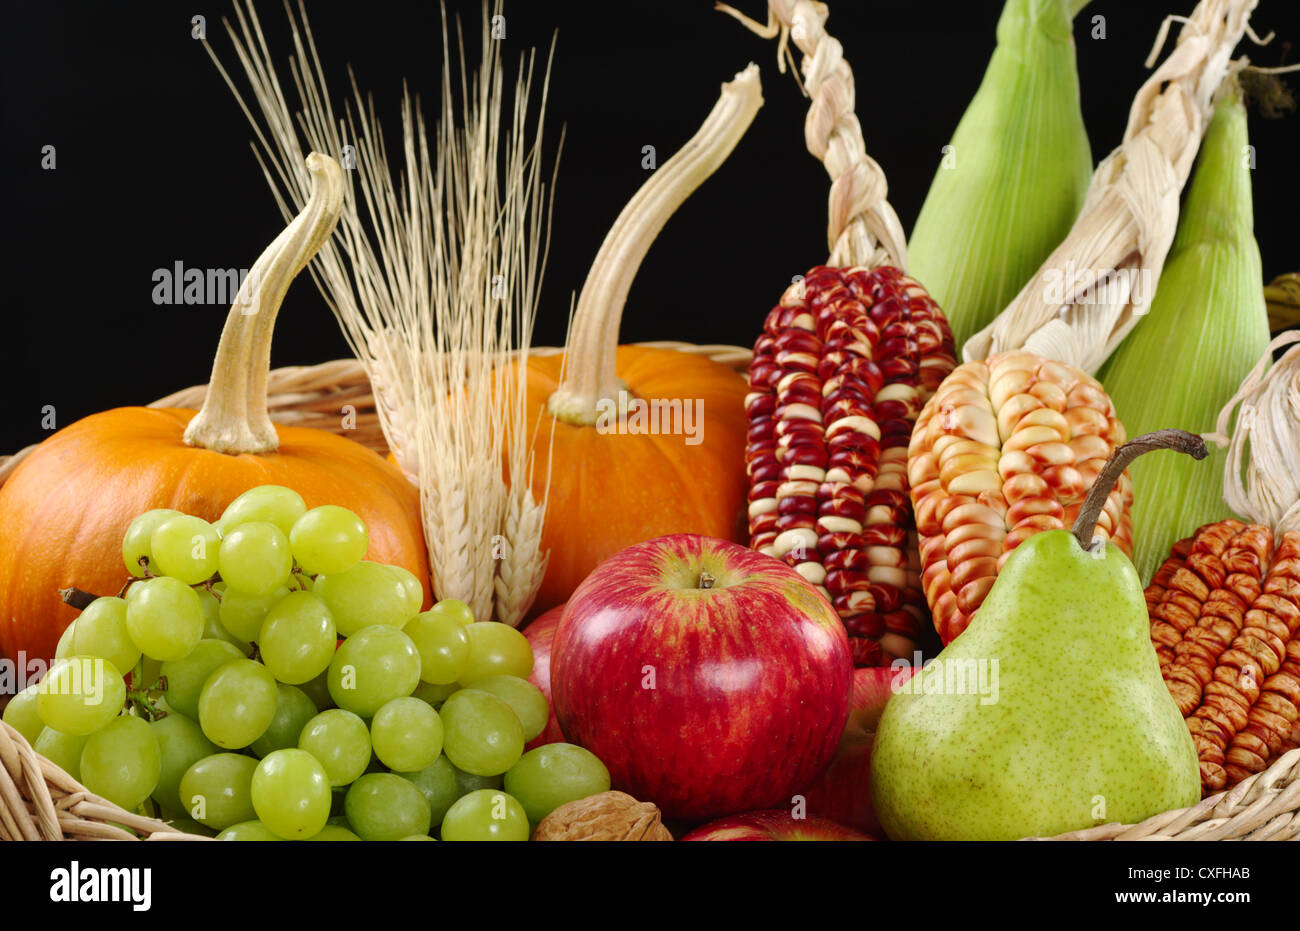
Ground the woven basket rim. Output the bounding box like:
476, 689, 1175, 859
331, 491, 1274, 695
0, 341, 755, 486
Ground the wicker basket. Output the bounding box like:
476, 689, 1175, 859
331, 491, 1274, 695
4, 348, 1300, 841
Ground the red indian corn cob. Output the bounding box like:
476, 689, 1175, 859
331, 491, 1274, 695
908, 351, 1132, 644
1147, 520, 1300, 796
745, 265, 956, 666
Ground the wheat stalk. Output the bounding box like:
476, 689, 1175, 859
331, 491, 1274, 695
203, 0, 555, 622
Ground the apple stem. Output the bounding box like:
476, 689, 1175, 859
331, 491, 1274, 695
1071, 428, 1208, 550
698, 571, 717, 590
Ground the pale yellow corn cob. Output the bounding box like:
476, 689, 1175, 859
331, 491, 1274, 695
907, 350, 1132, 642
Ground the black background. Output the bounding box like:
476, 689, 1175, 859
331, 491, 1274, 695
2, 0, 1297, 456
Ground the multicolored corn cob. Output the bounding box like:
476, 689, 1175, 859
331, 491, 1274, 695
745, 265, 956, 666
1148, 521, 1300, 796
907, 350, 1132, 644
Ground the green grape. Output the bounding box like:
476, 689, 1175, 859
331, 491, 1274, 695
79, 716, 161, 812
399, 834, 436, 841
2, 684, 45, 745
469, 675, 549, 742
198, 659, 277, 749
258, 591, 336, 684
297, 709, 371, 787
315, 562, 419, 636
250, 684, 318, 758
411, 680, 458, 707
452, 761, 503, 795
160, 640, 245, 721
343, 773, 431, 841
250, 748, 331, 840
36, 657, 125, 736
218, 586, 289, 644
325, 625, 420, 717
216, 820, 282, 841
440, 789, 530, 841
198, 588, 250, 653
218, 521, 293, 596
438, 688, 524, 776
459, 622, 533, 684
150, 514, 221, 585
504, 743, 611, 824
427, 598, 475, 628
404, 610, 470, 685
370, 698, 442, 772
151, 714, 217, 813
124, 577, 204, 662
289, 505, 369, 576
299, 669, 335, 712
34, 728, 89, 781
179, 752, 259, 829
292, 572, 315, 592
122, 508, 183, 577
396, 755, 459, 827
303, 824, 361, 841
54, 621, 78, 660
389, 566, 425, 616
157, 810, 216, 836
73, 597, 141, 676
217, 485, 306, 538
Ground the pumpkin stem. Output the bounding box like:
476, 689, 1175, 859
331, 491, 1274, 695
183, 152, 345, 453
546, 64, 763, 426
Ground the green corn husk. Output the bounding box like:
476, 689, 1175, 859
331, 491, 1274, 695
907, 0, 1092, 349
1098, 84, 1270, 584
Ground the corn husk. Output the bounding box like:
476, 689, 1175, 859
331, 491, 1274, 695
907, 0, 1091, 349
964, 0, 1259, 372
1098, 85, 1269, 584
1210, 331, 1300, 536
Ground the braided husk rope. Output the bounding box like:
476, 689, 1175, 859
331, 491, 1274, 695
717, 0, 907, 270
0, 721, 203, 841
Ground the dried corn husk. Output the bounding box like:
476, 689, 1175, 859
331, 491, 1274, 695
1098, 84, 1269, 585
1264, 274, 1300, 331
908, 0, 1091, 349
964, 0, 1259, 372
1209, 332, 1300, 536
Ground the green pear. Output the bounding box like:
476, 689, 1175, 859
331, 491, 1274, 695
870, 430, 1204, 840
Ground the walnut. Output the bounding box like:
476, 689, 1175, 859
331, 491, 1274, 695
532, 791, 674, 841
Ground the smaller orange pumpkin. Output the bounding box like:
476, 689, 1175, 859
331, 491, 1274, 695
0, 154, 430, 664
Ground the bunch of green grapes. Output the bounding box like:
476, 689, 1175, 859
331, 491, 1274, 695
4, 484, 610, 841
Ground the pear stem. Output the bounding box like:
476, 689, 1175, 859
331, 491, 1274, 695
1071, 429, 1208, 550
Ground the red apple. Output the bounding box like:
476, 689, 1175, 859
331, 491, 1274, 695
798, 664, 916, 836
681, 810, 875, 841
522, 604, 567, 750
551, 534, 853, 822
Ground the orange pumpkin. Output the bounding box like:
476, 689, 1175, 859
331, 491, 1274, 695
0, 155, 429, 663
511, 67, 764, 614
